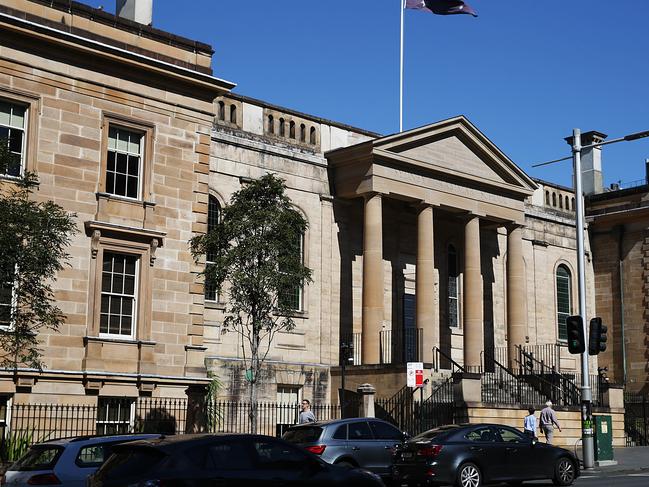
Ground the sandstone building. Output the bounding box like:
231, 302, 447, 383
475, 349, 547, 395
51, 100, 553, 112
0, 0, 616, 429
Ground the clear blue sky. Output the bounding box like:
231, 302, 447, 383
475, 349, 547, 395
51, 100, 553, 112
85, 1, 649, 188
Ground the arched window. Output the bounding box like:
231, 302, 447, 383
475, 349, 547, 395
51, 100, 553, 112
279, 118, 285, 137
571, 197, 575, 211
545, 190, 550, 205
552, 193, 557, 207
289, 121, 296, 139
268, 115, 274, 134
217, 101, 225, 121
559, 194, 563, 209
310, 127, 316, 145
556, 264, 572, 341
279, 231, 304, 311
205, 195, 221, 301
230, 105, 237, 124
447, 244, 459, 328
300, 124, 306, 142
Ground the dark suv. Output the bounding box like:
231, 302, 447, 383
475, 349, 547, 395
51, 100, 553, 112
282, 418, 407, 479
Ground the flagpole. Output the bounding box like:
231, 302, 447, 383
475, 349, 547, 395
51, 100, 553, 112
399, 0, 404, 132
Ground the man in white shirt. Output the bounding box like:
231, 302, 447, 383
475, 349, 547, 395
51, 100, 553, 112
523, 406, 537, 438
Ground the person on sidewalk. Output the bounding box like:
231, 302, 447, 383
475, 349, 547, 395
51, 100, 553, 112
523, 406, 537, 439
540, 400, 561, 444
298, 399, 316, 424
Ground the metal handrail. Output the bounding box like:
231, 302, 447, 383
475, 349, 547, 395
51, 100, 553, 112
432, 346, 466, 373
515, 345, 580, 398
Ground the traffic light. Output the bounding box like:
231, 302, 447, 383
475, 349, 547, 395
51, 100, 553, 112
588, 317, 608, 355
566, 315, 585, 354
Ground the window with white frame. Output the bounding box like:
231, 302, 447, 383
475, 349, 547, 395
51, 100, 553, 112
447, 244, 459, 327
204, 195, 221, 302
106, 126, 143, 199
278, 232, 304, 311
0, 100, 27, 177
0, 263, 15, 329
100, 252, 138, 338
556, 264, 572, 341
96, 397, 134, 435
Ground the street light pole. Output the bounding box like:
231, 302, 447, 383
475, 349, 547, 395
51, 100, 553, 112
570, 128, 594, 469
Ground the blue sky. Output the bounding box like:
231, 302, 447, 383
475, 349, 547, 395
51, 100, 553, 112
86, 1, 649, 188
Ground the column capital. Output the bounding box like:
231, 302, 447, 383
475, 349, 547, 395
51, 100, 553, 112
506, 222, 525, 233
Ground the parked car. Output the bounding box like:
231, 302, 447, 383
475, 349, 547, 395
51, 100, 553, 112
2, 433, 159, 487
88, 433, 385, 487
282, 418, 407, 479
392, 423, 580, 487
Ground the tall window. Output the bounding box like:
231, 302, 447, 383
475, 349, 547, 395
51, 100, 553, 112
106, 126, 143, 199
279, 232, 304, 311
309, 127, 316, 145
217, 101, 225, 121
268, 115, 274, 134
205, 196, 221, 302
230, 104, 237, 124
96, 398, 134, 435
447, 244, 459, 327
100, 252, 138, 338
556, 264, 572, 341
0, 262, 15, 328
0, 101, 27, 177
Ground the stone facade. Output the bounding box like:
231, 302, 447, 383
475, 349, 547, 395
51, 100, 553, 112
588, 184, 649, 393
0, 0, 605, 414
0, 0, 232, 404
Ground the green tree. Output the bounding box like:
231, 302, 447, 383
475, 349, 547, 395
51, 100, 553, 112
0, 142, 77, 370
190, 174, 312, 431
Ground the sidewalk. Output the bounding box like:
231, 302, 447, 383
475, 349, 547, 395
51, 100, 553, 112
588, 446, 649, 473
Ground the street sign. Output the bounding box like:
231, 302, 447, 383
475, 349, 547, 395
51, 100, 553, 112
407, 362, 424, 388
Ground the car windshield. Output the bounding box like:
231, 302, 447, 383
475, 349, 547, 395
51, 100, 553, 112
13, 446, 63, 471
282, 426, 323, 443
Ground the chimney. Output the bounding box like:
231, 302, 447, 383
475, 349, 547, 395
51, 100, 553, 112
565, 130, 607, 196
116, 0, 153, 25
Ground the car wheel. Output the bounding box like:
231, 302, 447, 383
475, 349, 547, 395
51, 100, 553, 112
455, 462, 482, 487
553, 457, 576, 486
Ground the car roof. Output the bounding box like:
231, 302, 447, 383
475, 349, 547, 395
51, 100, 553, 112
112, 433, 282, 451
286, 417, 393, 429
35, 434, 160, 447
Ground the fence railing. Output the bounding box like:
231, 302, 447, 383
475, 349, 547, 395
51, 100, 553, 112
0, 399, 342, 461
339, 332, 362, 365
379, 328, 423, 365
624, 392, 649, 447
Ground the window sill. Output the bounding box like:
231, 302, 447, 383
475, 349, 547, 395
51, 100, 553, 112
96, 192, 156, 207
84, 336, 156, 347
204, 301, 226, 310
274, 310, 309, 319
450, 326, 463, 336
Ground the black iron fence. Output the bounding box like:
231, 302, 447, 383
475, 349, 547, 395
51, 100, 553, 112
624, 392, 649, 446
379, 328, 423, 365
376, 377, 454, 436
0, 399, 342, 462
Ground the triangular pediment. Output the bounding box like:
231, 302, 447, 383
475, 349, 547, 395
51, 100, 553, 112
372, 116, 537, 193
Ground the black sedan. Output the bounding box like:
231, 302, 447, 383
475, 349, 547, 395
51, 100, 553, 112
392, 424, 579, 487
88, 433, 385, 487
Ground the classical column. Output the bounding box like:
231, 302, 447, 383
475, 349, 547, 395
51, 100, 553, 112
417, 205, 436, 363
463, 215, 483, 370
507, 225, 527, 368
362, 193, 384, 364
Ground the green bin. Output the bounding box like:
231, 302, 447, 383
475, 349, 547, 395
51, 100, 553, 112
593, 415, 614, 461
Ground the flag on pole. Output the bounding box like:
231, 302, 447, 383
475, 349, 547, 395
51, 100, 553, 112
405, 0, 477, 17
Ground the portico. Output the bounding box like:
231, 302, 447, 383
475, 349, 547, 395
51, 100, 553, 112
327, 116, 536, 369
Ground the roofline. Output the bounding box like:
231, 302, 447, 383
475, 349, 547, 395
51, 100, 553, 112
224, 92, 381, 138
25, 0, 214, 55
586, 183, 649, 203
0, 12, 235, 92
531, 177, 574, 193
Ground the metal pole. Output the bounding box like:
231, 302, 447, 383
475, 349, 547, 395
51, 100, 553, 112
341, 345, 346, 418
572, 128, 594, 469
399, 0, 405, 132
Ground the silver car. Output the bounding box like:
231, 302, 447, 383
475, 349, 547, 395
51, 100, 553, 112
282, 418, 407, 479
3, 434, 159, 487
